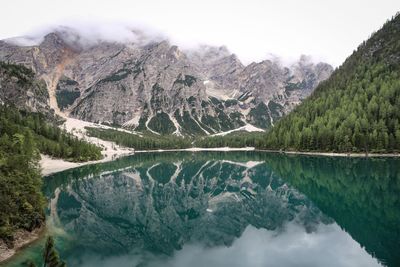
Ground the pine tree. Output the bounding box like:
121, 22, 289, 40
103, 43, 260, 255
43, 236, 67, 267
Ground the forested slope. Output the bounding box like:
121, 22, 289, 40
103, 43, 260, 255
0, 62, 102, 247
0, 111, 44, 244
261, 13, 400, 153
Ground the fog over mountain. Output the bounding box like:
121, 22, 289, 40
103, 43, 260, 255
4, 23, 326, 67
2, 0, 399, 66
0, 26, 333, 135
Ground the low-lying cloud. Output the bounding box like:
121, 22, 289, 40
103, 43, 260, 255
2, 0, 400, 67
5, 20, 167, 50
4, 20, 331, 68
67, 222, 382, 267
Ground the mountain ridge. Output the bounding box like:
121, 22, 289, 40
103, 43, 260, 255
0, 28, 333, 136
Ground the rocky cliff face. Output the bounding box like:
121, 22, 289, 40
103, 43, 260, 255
0, 61, 51, 116
0, 29, 333, 135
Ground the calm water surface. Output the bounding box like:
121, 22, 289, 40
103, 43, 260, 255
3, 152, 400, 267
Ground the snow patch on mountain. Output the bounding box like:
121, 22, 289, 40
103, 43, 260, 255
211, 124, 265, 137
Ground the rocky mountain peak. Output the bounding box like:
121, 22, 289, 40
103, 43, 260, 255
195, 45, 231, 60
41, 32, 67, 48
168, 45, 185, 61
39, 27, 90, 54
298, 54, 313, 65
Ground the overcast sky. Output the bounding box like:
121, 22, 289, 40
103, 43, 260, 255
1, 0, 399, 66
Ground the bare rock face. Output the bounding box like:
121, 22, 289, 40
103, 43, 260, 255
189, 48, 333, 129
187, 45, 244, 90
0, 30, 333, 135
0, 62, 51, 117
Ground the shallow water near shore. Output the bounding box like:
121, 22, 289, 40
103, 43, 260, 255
3, 151, 400, 267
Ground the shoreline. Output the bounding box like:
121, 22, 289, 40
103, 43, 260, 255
45, 116, 397, 175
40, 150, 135, 176
40, 146, 399, 176
257, 149, 400, 158
135, 147, 400, 157
39, 117, 136, 176
39, 147, 255, 176
0, 226, 46, 264
134, 146, 256, 153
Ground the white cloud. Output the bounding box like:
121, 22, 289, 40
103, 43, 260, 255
1, 0, 399, 66
65, 222, 382, 267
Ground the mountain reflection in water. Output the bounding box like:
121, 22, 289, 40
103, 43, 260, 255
5, 151, 400, 267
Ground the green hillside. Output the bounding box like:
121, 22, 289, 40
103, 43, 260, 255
261, 13, 400, 153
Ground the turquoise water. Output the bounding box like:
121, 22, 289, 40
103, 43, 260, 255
3, 152, 400, 267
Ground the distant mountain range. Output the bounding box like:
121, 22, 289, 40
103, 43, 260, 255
0, 28, 332, 135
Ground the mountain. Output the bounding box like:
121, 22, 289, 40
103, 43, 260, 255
187, 47, 332, 129
0, 28, 333, 135
261, 13, 400, 152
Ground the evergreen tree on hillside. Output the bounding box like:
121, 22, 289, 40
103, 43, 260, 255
43, 236, 67, 267
23, 236, 67, 267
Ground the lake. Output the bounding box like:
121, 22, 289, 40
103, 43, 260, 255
3, 151, 400, 267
